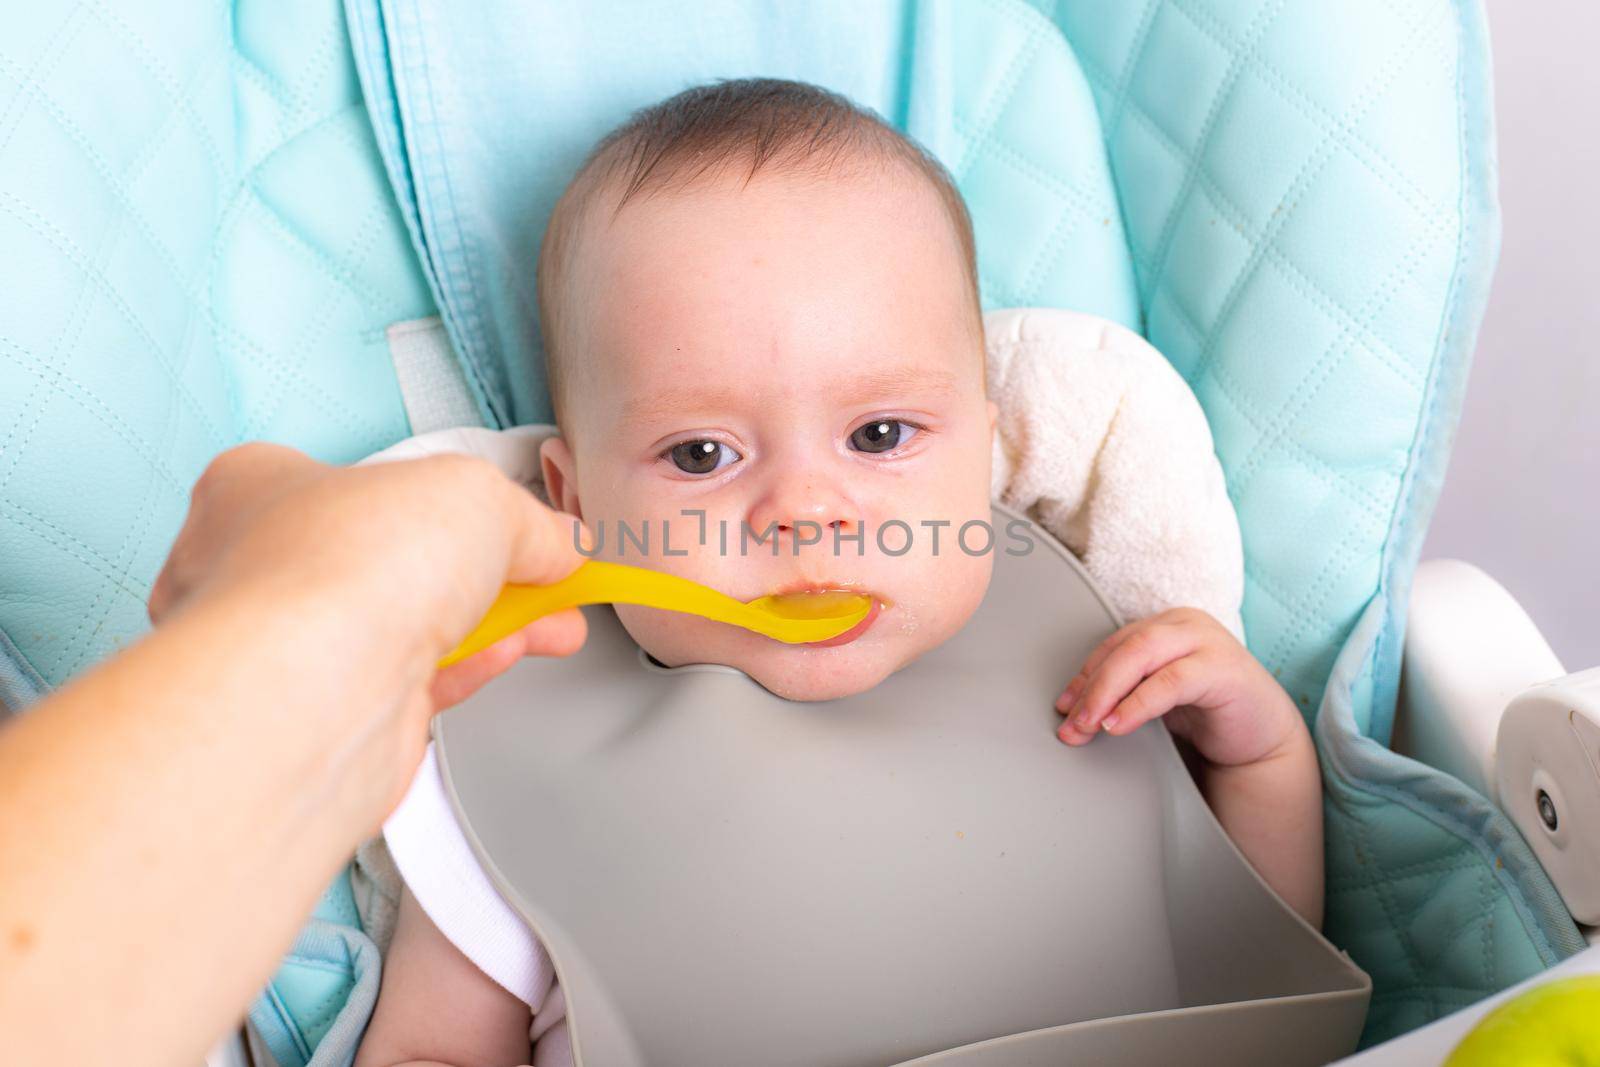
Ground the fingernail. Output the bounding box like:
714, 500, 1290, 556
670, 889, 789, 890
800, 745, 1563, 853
1102, 713, 1120, 732
573, 518, 594, 553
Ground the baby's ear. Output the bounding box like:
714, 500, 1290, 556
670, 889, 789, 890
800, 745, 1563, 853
538, 434, 584, 521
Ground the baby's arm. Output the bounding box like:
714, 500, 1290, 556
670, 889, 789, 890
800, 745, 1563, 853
353, 885, 533, 1067
1055, 608, 1324, 927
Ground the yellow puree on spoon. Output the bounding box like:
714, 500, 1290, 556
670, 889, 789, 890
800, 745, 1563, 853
440, 559, 872, 668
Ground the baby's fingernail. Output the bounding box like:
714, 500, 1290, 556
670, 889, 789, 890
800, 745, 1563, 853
1101, 713, 1120, 732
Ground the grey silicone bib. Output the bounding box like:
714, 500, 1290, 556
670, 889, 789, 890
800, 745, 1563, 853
435, 505, 1369, 1065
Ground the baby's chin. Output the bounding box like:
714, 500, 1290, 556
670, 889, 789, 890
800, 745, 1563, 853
733, 644, 911, 702
616, 603, 936, 703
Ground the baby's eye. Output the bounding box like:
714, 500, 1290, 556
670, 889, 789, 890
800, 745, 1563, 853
665, 439, 741, 475
849, 419, 920, 455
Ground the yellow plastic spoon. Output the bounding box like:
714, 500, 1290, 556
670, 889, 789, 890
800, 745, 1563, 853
440, 559, 873, 668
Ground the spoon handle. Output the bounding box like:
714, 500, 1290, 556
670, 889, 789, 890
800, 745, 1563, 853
440, 560, 814, 667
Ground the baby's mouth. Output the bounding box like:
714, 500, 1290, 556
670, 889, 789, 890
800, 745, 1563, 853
802, 597, 882, 647
748, 579, 889, 646
758, 582, 886, 647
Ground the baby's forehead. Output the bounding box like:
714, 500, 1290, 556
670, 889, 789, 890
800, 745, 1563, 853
545, 157, 981, 433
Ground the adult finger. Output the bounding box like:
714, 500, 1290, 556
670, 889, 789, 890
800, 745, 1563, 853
501, 478, 591, 588
148, 444, 328, 623
429, 609, 589, 709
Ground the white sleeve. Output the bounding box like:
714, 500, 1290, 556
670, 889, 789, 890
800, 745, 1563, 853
383, 742, 557, 1010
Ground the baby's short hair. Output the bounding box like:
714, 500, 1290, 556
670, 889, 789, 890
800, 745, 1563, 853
536, 77, 981, 427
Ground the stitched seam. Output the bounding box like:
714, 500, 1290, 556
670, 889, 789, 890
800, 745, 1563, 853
1137, 0, 1287, 303
240, 161, 396, 310
0, 336, 189, 492
1330, 792, 1431, 1004
1069, 7, 1455, 278
1177, 2, 1447, 391
0, 191, 228, 445
1260, 504, 1384, 675
1372, 986, 1500, 1002
1061, 38, 1450, 398
1369, 0, 1548, 985
406, 1, 504, 426
952, 0, 1050, 184
1213, 353, 1403, 527
1100, 0, 1165, 147
1479, 860, 1494, 992
216, 311, 375, 443
949, 113, 1106, 218
959, 0, 1103, 307
1369, 0, 1475, 749
241, 185, 396, 436
1238, 520, 1367, 678
0, 497, 152, 599
1219, 213, 1446, 503
1205, 362, 1394, 529
199, 105, 379, 439
0, 5, 89, 161
1018, 204, 1090, 306
60, 241, 216, 676
1166, 0, 1455, 228
82, 0, 228, 179
0, 93, 146, 511
227, 30, 296, 113
1248, 18, 1465, 694
1104, 84, 1444, 391
50, 322, 190, 677
282, 10, 345, 120
0, 46, 223, 297
1327, 851, 1490, 889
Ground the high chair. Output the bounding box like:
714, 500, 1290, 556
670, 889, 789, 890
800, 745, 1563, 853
0, 2, 1590, 1063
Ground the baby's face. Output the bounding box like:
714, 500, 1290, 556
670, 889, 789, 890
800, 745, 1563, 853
541, 164, 995, 700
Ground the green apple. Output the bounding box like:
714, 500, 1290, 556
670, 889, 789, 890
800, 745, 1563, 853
1445, 976, 1600, 1066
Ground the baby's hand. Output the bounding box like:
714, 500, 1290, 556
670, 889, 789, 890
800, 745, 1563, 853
1055, 607, 1302, 768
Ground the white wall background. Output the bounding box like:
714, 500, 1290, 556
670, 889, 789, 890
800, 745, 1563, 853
1419, 4, 1599, 670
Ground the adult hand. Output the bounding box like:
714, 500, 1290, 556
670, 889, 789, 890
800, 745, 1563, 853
150, 441, 589, 719
0, 442, 589, 1067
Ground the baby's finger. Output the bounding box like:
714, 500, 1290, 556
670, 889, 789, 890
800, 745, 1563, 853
1056, 621, 1144, 711
1066, 623, 1202, 734
1056, 714, 1100, 746
1099, 656, 1211, 736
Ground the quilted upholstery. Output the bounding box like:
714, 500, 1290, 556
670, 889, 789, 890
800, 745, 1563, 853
0, 0, 1583, 1061
0, 0, 432, 693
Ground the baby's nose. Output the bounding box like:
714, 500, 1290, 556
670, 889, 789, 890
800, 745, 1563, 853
747, 480, 859, 546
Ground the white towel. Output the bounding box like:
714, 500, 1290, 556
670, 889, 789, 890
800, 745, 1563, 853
984, 308, 1246, 645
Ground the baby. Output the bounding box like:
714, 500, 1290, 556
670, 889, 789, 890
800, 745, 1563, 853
355, 78, 1322, 1066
